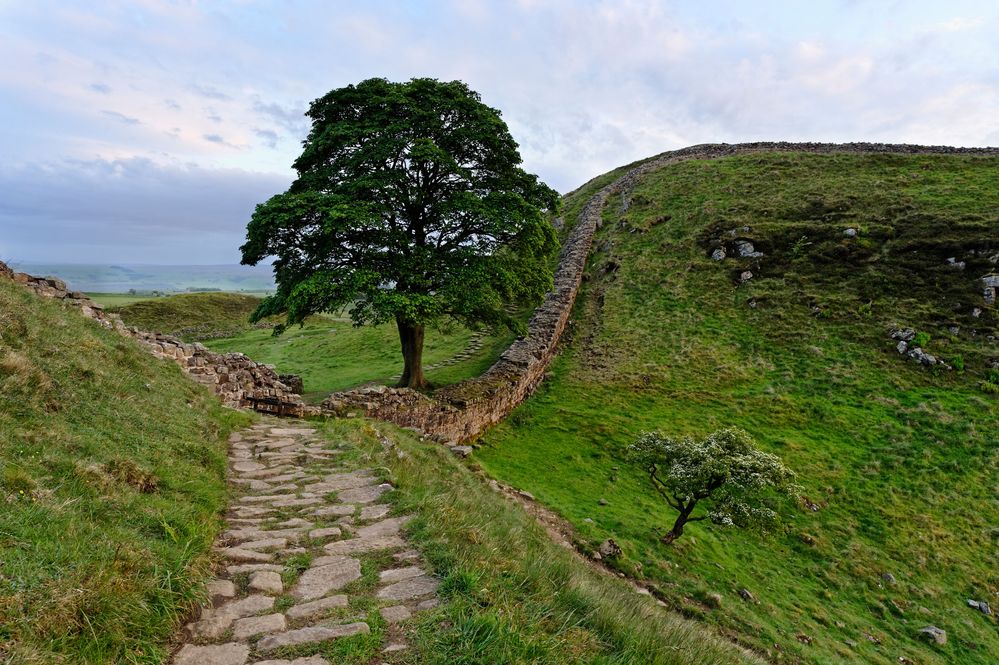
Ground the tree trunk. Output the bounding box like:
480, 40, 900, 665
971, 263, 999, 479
396, 318, 427, 389
661, 502, 695, 545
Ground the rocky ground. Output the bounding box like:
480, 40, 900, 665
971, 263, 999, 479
172, 420, 439, 665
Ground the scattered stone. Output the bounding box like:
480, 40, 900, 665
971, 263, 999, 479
843, 228, 858, 237
451, 445, 473, 457
249, 570, 283, 594
377, 574, 440, 601
291, 557, 362, 600
383, 643, 408, 653
257, 623, 371, 651
844, 639, 858, 648
598, 498, 608, 506
946, 257, 966, 270
740, 270, 753, 282
705, 593, 723, 609
735, 240, 763, 258
738, 588, 755, 602
598, 539, 622, 559
517, 490, 535, 501
917, 625, 947, 645
711, 247, 726, 260
231, 612, 286, 639
882, 572, 897, 585
173, 642, 249, 665
416, 598, 440, 610
285, 594, 349, 620
968, 599, 992, 615
379, 605, 412, 624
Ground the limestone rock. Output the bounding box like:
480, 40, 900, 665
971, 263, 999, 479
918, 625, 947, 645
256, 623, 370, 651
323, 534, 406, 555
379, 605, 412, 623
291, 557, 362, 600
173, 642, 249, 665
285, 594, 349, 620
231, 612, 286, 639
206, 579, 236, 605
379, 566, 424, 583
249, 570, 283, 594
377, 574, 439, 601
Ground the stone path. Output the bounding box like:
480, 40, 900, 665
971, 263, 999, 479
172, 420, 439, 664
388, 329, 486, 382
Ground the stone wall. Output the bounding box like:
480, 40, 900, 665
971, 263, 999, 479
322, 141, 999, 445
1, 264, 312, 417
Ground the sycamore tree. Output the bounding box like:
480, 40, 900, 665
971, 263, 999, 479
240, 78, 560, 389
628, 428, 800, 545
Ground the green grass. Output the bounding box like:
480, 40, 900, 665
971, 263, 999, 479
85, 292, 158, 308
0, 279, 252, 664
477, 153, 999, 664
313, 418, 754, 665
112, 292, 264, 341
206, 318, 516, 402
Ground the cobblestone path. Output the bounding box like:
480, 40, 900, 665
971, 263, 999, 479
172, 420, 439, 665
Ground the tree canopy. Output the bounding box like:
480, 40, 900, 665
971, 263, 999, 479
628, 428, 800, 544
240, 77, 560, 388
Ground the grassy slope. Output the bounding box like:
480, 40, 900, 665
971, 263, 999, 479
206, 319, 517, 402
0, 280, 251, 664
478, 153, 999, 664
314, 417, 755, 665
113, 292, 263, 341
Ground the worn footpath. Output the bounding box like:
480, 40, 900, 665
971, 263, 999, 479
172, 420, 439, 665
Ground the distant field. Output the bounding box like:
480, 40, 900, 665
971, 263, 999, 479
113, 292, 263, 341
206, 318, 515, 402
85, 292, 158, 308
10, 263, 275, 293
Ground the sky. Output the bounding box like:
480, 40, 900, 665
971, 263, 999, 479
1, 0, 997, 265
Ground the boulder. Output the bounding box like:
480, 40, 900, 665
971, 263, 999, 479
917, 625, 947, 645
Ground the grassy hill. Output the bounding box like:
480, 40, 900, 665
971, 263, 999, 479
0, 278, 251, 663
476, 152, 999, 664
113, 292, 264, 341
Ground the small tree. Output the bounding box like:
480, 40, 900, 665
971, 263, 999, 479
240, 78, 560, 389
628, 428, 799, 544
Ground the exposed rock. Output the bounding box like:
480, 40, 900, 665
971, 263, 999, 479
881, 572, 897, 585
598, 539, 622, 559
738, 588, 756, 602
359, 504, 390, 521
945, 257, 965, 270
337, 483, 393, 504
968, 599, 992, 615
735, 240, 763, 258
740, 270, 753, 282
705, 593, 723, 609
206, 579, 236, 604
890, 328, 916, 342
843, 228, 858, 237
379, 566, 424, 583
256, 623, 370, 651
917, 625, 947, 645
711, 248, 726, 260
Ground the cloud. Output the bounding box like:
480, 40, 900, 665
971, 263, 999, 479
101, 110, 141, 125
252, 99, 309, 136
254, 128, 279, 149
188, 83, 231, 100
89, 82, 111, 94
0, 157, 289, 263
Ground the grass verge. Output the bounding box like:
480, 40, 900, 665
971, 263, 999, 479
0, 279, 252, 664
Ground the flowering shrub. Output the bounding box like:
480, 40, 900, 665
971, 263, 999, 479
628, 428, 800, 544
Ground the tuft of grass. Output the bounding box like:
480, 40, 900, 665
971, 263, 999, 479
315, 418, 755, 665
479, 152, 999, 664
0, 279, 251, 664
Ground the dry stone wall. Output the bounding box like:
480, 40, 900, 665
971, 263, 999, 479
1, 264, 311, 417
322, 141, 999, 444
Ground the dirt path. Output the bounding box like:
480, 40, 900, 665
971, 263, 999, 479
171, 419, 438, 665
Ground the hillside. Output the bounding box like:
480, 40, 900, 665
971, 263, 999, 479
114, 292, 264, 341
477, 151, 999, 664
0, 276, 251, 663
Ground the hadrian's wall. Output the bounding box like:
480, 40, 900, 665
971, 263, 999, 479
1, 266, 312, 417
321, 141, 999, 445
